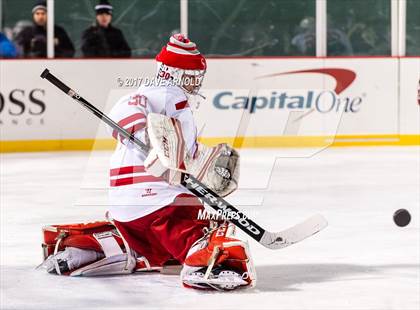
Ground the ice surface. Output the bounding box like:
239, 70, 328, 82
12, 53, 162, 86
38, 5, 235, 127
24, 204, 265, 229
1, 147, 419, 310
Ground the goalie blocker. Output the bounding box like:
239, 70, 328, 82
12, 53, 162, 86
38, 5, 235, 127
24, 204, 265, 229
144, 113, 240, 198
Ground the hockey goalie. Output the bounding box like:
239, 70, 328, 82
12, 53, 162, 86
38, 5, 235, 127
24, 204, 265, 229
40, 34, 256, 291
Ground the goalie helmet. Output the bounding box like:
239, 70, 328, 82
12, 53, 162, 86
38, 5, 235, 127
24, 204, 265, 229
155, 34, 206, 95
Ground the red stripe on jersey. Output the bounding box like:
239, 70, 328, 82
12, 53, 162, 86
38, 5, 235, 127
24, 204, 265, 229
112, 129, 119, 140
125, 122, 146, 134
118, 113, 146, 127
110, 175, 163, 187
111, 129, 126, 142
112, 120, 146, 141
112, 129, 127, 143
110, 166, 146, 176
175, 100, 189, 110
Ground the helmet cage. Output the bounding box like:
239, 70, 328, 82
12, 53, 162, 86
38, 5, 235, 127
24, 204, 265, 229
156, 62, 205, 95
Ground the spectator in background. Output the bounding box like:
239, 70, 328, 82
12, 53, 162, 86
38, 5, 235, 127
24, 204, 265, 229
291, 16, 353, 56
81, 0, 131, 58
0, 32, 18, 58
291, 17, 316, 55
14, 0, 75, 58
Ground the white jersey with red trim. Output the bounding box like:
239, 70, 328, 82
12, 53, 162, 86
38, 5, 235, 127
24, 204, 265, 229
107, 85, 197, 222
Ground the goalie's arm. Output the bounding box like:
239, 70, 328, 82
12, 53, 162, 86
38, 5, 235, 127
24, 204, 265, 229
106, 93, 148, 153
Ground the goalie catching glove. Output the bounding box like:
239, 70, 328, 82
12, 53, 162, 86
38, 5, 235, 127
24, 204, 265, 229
144, 113, 239, 197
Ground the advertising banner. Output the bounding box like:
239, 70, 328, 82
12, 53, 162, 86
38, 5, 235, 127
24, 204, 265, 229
0, 57, 418, 151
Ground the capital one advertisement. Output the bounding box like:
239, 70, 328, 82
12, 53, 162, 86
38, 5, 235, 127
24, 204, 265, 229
0, 58, 417, 146
195, 58, 399, 140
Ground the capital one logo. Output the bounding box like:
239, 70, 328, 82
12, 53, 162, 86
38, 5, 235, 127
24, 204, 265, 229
213, 68, 364, 114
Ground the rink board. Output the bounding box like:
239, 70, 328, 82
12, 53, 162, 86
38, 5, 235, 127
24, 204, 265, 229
0, 57, 419, 152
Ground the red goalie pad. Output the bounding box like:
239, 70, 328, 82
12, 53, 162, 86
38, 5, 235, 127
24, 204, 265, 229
42, 221, 125, 259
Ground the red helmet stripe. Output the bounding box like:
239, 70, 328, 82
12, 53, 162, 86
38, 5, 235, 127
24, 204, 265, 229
156, 46, 206, 70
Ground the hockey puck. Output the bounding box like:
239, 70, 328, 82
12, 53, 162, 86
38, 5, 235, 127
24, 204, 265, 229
393, 209, 411, 227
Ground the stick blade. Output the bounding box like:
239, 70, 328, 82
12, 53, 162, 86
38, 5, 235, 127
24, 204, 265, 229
260, 214, 328, 250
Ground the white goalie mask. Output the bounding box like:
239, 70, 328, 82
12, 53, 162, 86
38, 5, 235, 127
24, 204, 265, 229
156, 62, 206, 95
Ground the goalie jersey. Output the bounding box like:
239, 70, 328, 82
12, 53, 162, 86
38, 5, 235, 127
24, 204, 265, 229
107, 85, 198, 222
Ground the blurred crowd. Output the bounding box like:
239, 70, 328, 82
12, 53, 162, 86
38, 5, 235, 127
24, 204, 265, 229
0, 0, 386, 59
0, 0, 131, 58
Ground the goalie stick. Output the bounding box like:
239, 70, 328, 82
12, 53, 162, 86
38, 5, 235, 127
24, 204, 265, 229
40, 69, 327, 250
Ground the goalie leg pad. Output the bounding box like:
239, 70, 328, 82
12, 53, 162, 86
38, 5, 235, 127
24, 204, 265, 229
40, 221, 140, 276
42, 247, 104, 275
42, 221, 120, 259
181, 222, 256, 291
